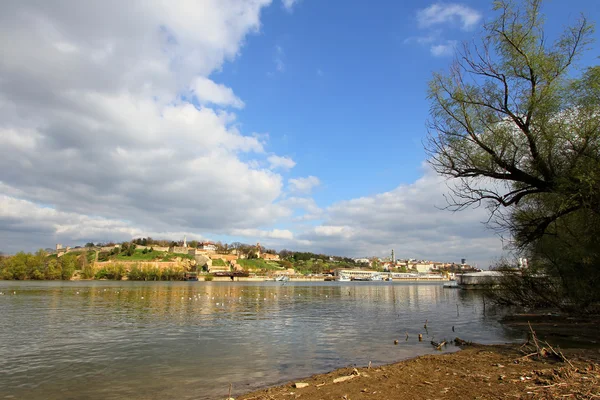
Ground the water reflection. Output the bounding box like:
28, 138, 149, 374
0, 281, 522, 400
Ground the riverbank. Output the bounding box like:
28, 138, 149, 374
237, 342, 600, 399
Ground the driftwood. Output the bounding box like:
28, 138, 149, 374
453, 337, 472, 346
519, 322, 574, 367
431, 340, 446, 350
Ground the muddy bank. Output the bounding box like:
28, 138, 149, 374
237, 343, 600, 400
502, 313, 600, 347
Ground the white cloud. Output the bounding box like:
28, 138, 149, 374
403, 33, 439, 45
289, 176, 320, 194
430, 40, 457, 57
297, 166, 505, 268
282, 0, 300, 12
314, 225, 355, 238
191, 77, 245, 109
275, 45, 285, 72
408, 3, 480, 57
0, 195, 208, 252
268, 155, 296, 170
0, 0, 310, 253
417, 3, 482, 30
231, 228, 294, 240
279, 197, 323, 220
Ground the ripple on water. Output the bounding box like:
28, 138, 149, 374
0, 281, 522, 400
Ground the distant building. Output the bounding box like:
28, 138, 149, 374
198, 242, 217, 251
334, 269, 380, 279
260, 253, 280, 261
414, 262, 435, 273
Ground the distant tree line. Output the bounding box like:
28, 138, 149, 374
0, 250, 89, 280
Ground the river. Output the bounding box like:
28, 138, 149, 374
0, 281, 521, 399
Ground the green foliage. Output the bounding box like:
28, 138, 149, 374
161, 252, 194, 261
111, 249, 193, 262
426, 0, 600, 312
126, 264, 184, 281
0, 250, 87, 281
204, 274, 214, 281
45, 258, 61, 280
59, 254, 77, 280
94, 263, 125, 280
211, 258, 227, 267
237, 259, 281, 271
97, 251, 110, 262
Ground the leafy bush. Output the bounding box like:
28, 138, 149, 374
94, 264, 125, 280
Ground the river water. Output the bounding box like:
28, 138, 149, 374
0, 281, 521, 399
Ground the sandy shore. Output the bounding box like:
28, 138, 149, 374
236, 342, 600, 400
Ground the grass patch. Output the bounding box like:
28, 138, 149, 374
114, 249, 163, 261
162, 252, 194, 261
86, 251, 96, 264
111, 250, 193, 262
237, 259, 282, 271
211, 258, 227, 267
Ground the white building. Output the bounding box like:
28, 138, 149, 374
198, 242, 217, 251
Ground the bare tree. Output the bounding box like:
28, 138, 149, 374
425, 0, 598, 244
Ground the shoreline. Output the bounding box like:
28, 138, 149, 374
236, 342, 600, 400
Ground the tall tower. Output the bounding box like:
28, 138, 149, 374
183, 236, 187, 248
391, 249, 395, 263
256, 242, 261, 258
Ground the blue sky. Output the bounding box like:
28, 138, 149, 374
0, 0, 599, 267
224, 0, 600, 199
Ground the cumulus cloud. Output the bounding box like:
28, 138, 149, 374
279, 197, 323, 220
417, 3, 482, 30
409, 3, 481, 57
281, 0, 300, 12
0, 0, 312, 252
288, 176, 320, 194
297, 166, 505, 268
230, 228, 294, 240
430, 40, 457, 57
268, 155, 296, 170
191, 77, 245, 109
0, 195, 209, 253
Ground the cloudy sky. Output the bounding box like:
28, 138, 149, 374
1, 0, 599, 267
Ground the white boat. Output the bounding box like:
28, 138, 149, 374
275, 275, 289, 282
369, 274, 385, 281
337, 274, 351, 282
